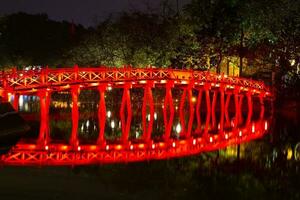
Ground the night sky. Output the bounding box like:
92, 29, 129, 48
0, 0, 191, 27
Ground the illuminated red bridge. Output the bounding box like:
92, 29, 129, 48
0, 66, 272, 165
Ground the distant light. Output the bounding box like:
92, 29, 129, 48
225, 134, 228, 139
135, 131, 139, 138
147, 114, 151, 121
264, 121, 268, 131
19, 95, 24, 108
86, 120, 90, 128
111, 120, 115, 129
209, 137, 213, 143
107, 110, 112, 118
192, 139, 196, 145
107, 86, 112, 91
290, 59, 296, 66
191, 96, 196, 103
130, 145, 134, 150
154, 112, 157, 120
239, 130, 242, 137
106, 145, 110, 151
151, 144, 155, 149
252, 124, 255, 133
181, 80, 187, 84
77, 146, 81, 151
172, 142, 176, 148
45, 145, 49, 150
175, 123, 181, 134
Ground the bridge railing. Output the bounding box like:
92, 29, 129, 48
0, 66, 270, 94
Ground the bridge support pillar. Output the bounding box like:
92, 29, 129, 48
179, 81, 194, 138
97, 84, 107, 146
225, 92, 231, 127
246, 91, 253, 126
259, 93, 265, 119
203, 83, 211, 138
12, 93, 19, 111
163, 80, 174, 141
38, 89, 51, 147
219, 85, 225, 134
142, 81, 154, 143
70, 85, 79, 148
211, 91, 217, 130
195, 88, 203, 134
120, 83, 132, 145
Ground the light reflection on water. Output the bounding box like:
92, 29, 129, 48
11, 89, 300, 161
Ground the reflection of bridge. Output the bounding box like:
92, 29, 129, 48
0, 67, 272, 165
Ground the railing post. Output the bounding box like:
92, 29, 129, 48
70, 85, 79, 148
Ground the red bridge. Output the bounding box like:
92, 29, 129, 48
0, 66, 272, 165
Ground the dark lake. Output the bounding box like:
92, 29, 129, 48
0, 90, 299, 200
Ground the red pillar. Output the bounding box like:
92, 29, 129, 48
142, 81, 154, 143
186, 83, 194, 138
70, 85, 79, 147
120, 83, 132, 144
0, 78, 9, 103
203, 83, 211, 138
238, 94, 244, 125
38, 89, 51, 146
211, 91, 217, 129
179, 88, 187, 137
179, 81, 194, 138
225, 93, 231, 126
259, 93, 265, 119
195, 89, 203, 134
246, 91, 253, 126
13, 93, 19, 111
97, 84, 107, 146
219, 85, 225, 134
0, 89, 8, 103
233, 86, 240, 128
163, 80, 174, 141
